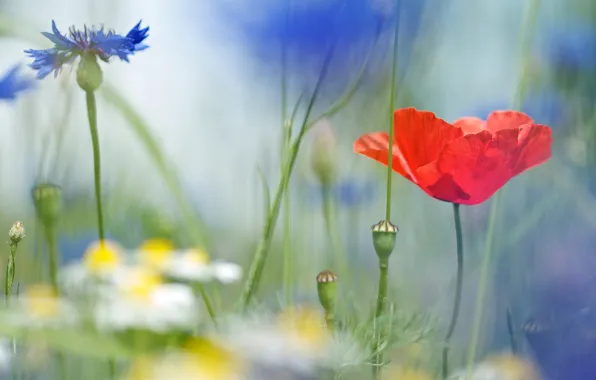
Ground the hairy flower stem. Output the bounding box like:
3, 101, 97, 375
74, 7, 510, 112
372, 257, 389, 379
43, 223, 60, 293
321, 185, 348, 278
84, 91, 105, 242
324, 309, 335, 332
441, 203, 464, 379
4, 243, 18, 304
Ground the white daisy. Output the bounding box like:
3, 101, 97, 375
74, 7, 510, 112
6, 284, 78, 328
134, 240, 243, 284
93, 267, 198, 332
218, 308, 332, 374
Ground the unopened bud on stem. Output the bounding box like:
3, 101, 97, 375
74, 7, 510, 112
310, 119, 337, 186
316, 269, 338, 331
8, 221, 25, 244
32, 184, 62, 227
316, 270, 338, 311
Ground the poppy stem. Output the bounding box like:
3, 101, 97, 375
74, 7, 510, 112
384, 1, 401, 222
84, 91, 105, 242
321, 184, 348, 279
373, 7, 401, 379
441, 203, 464, 379
372, 256, 390, 379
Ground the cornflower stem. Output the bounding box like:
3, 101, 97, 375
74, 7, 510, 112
321, 184, 348, 278
372, 257, 389, 379
84, 91, 105, 242
441, 203, 464, 379
44, 224, 60, 294
240, 45, 334, 310
464, 0, 540, 374
4, 242, 18, 304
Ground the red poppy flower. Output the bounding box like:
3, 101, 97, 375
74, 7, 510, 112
354, 107, 552, 205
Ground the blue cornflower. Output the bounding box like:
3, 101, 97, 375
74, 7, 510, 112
0, 64, 33, 100
467, 91, 566, 129
306, 178, 377, 208
25, 20, 149, 79
541, 23, 596, 71
217, 0, 429, 79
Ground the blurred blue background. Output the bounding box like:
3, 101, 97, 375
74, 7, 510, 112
0, 0, 595, 378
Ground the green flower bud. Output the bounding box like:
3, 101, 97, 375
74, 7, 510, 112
32, 184, 62, 226
310, 119, 337, 186
371, 220, 398, 261
76, 55, 103, 92
8, 221, 25, 244
316, 270, 338, 311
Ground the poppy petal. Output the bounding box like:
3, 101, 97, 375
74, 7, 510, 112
393, 108, 463, 177
485, 110, 534, 133
453, 117, 484, 135
509, 124, 553, 176
434, 131, 517, 205
416, 162, 472, 202
353, 132, 412, 181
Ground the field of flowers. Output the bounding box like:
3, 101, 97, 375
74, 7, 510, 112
0, 0, 594, 379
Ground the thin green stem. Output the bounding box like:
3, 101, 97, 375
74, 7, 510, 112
196, 283, 216, 322
464, 1, 541, 374
5, 243, 16, 304
84, 91, 105, 241
464, 194, 499, 377
506, 307, 518, 354
372, 257, 389, 379
384, 3, 401, 222
281, 19, 293, 305
324, 309, 335, 332
441, 203, 464, 380
100, 85, 213, 250
44, 224, 59, 294
240, 47, 334, 309
321, 185, 348, 278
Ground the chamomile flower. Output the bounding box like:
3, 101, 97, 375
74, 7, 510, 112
59, 240, 125, 296
124, 339, 244, 380
220, 307, 331, 374
448, 354, 539, 380
7, 284, 77, 327
135, 240, 243, 284
93, 267, 198, 332
166, 250, 243, 284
